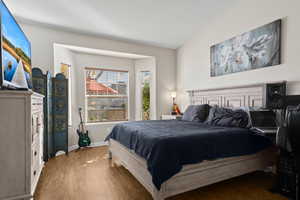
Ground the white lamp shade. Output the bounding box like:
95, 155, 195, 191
171, 91, 177, 98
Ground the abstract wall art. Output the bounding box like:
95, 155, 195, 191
211, 19, 281, 77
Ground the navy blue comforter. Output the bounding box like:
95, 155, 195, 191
105, 120, 272, 190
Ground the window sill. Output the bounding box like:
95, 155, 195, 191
86, 121, 128, 126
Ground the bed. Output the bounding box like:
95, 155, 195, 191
107, 84, 277, 200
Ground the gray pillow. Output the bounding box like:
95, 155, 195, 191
182, 104, 210, 122
205, 106, 250, 128
232, 107, 252, 128
205, 105, 218, 123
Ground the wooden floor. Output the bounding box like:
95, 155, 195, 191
35, 146, 287, 200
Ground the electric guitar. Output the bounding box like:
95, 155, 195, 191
77, 108, 91, 148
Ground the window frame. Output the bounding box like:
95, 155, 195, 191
84, 67, 130, 124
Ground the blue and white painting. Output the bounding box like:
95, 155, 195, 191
211, 20, 281, 77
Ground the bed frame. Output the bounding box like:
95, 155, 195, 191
108, 84, 277, 200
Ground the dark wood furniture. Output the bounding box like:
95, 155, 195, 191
276, 151, 298, 199
33, 70, 69, 157
274, 105, 300, 200
32, 68, 53, 161
52, 73, 69, 155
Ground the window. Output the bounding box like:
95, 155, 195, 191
140, 71, 151, 120
85, 68, 129, 123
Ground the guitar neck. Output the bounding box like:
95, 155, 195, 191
79, 109, 86, 132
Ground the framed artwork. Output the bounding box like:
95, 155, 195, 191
211, 19, 281, 77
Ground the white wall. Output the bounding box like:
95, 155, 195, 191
19, 22, 176, 147
134, 57, 157, 120
177, 0, 300, 110
20, 22, 176, 118
53, 45, 76, 127
66, 53, 135, 146
53, 45, 75, 74
53, 47, 140, 147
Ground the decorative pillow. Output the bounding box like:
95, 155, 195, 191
182, 104, 210, 122
232, 107, 252, 128
205, 106, 250, 128
205, 105, 218, 123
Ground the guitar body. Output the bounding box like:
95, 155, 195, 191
77, 130, 91, 147
77, 108, 91, 148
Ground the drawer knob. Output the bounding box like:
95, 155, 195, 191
33, 170, 36, 176
34, 151, 37, 156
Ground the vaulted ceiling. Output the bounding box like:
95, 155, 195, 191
5, 0, 235, 49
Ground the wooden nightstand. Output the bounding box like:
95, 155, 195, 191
161, 115, 182, 120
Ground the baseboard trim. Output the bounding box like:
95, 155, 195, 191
55, 141, 108, 156
68, 141, 108, 152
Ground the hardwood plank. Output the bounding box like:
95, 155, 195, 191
34, 147, 287, 200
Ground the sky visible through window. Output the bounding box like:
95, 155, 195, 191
97, 70, 128, 85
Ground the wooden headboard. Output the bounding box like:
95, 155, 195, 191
187, 84, 267, 108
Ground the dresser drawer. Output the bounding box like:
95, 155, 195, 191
31, 141, 40, 167
31, 112, 43, 138
31, 159, 40, 194
32, 96, 43, 105
31, 131, 38, 144
32, 96, 43, 115
31, 140, 40, 193
32, 103, 43, 113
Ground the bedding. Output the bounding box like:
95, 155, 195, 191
105, 120, 272, 190
182, 104, 210, 122
232, 106, 252, 128
205, 106, 250, 128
